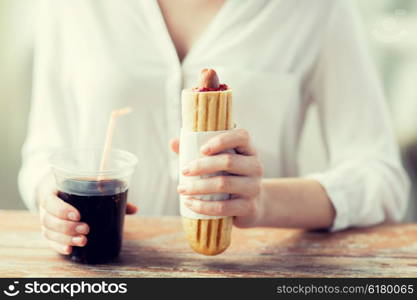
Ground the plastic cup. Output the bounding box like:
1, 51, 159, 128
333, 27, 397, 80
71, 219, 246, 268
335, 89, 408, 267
49, 148, 137, 264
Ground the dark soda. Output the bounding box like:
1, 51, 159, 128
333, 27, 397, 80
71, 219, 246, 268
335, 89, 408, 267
57, 178, 128, 264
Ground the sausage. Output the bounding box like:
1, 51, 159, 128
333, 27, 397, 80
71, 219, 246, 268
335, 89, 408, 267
199, 69, 220, 89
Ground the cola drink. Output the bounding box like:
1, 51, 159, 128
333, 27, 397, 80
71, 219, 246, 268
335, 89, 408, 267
50, 148, 137, 264
57, 178, 128, 264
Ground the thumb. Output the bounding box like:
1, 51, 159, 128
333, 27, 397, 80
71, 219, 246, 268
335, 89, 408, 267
170, 138, 179, 155
126, 202, 138, 214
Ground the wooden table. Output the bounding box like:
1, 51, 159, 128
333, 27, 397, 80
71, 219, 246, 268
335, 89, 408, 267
1, 210, 417, 277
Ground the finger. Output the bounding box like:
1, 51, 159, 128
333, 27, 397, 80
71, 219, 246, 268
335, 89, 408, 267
182, 154, 263, 177
184, 197, 253, 217
41, 193, 80, 222
126, 202, 138, 214
200, 129, 256, 156
177, 176, 260, 198
41, 209, 89, 235
48, 240, 72, 255
170, 138, 179, 155
42, 226, 87, 247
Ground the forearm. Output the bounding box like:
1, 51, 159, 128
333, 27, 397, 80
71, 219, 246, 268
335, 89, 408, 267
255, 178, 336, 230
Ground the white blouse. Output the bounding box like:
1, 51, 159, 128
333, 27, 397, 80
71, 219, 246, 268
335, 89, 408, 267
19, 0, 409, 231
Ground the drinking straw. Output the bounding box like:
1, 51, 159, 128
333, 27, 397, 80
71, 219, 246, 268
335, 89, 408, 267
99, 107, 132, 177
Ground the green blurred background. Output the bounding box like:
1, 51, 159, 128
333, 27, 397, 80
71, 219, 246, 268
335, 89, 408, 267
0, 0, 416, 220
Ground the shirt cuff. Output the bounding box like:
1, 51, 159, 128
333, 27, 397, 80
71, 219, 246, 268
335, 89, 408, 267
305, 172, 350, 232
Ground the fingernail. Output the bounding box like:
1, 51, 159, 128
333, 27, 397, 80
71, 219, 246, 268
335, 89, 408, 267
67, 211, 78, 221
63, 245, 71, 254
72, 236, 85, 246
75, 224, 88, 234
201, 145, 210, 154
177, 185, 187, 193
182, 166, 190, 175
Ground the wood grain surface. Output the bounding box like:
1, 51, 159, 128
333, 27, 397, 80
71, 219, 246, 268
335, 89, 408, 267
1, 210, 417, 277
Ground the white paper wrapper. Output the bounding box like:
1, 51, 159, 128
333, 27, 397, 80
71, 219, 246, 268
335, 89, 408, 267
179, 129, 235, 219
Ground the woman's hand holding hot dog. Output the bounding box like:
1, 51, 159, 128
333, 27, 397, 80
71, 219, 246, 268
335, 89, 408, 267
172, 128, 263, 228
171, 129, 336, 230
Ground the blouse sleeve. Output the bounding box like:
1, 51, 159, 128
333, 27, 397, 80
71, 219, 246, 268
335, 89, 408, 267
304, 0, 410, 231
18, 0, 75, 211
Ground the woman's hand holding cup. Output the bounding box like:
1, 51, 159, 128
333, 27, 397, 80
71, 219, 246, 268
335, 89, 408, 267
37, 174, 138, 255
37, 174, 88, 255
